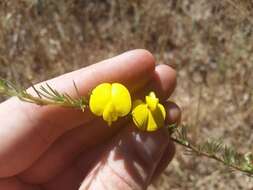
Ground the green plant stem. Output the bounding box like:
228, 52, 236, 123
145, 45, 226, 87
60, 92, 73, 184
18, 93, 81, 108
171, 136, 252, 176
0, 78, 87, 110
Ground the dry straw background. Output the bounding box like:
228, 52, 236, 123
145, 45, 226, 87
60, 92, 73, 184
0, 0, 253, 189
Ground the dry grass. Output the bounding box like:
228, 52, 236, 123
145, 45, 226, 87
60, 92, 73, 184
0, 0, 252, 189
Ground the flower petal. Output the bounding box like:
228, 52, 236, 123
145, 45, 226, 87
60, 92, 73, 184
89, 83, 111, 116
147, 111, 158, 131
148, 103, 166, 131
158, 103, 166, 119
132, 92, 166, 132
103, 102, 118, 126
111, 83, 131, 116
132, 103, 149, 131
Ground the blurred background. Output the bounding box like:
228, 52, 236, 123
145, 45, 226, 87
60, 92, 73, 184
0, 0, 252, 189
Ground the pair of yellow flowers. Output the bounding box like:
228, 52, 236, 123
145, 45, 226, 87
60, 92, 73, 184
89, 83, 166, 132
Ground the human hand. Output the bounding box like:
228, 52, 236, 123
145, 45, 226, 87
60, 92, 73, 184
0, 50, 180, 190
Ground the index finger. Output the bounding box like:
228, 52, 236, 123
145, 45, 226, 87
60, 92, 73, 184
0, 49, 155, 177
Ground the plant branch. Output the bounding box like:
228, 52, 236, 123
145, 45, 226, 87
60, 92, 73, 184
169, 124, 253, 177
1, 78, 253, 178
0, 78, 88, 110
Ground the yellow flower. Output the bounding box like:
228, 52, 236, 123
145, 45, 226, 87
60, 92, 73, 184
89, 83, 131, 125
132, 92, 166, 132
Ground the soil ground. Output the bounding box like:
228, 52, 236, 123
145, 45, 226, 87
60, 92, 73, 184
0, 0, 252, 189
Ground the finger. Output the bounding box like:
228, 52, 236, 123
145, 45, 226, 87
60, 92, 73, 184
150, 140, 175, 183
0, 177, 40, 190
19, 118, 126, 184
42, 145, 105, 190
19, 102, 180, 184
79, 126, 170, 190
134, 64, 177, 101
78, 102, 180, 190
0, 49, 155, 177
18, 65, 178, 184
164, 101, 181, 125
150, 64, 177, 101
40, 103, 180, 189
148, 101, 180, 182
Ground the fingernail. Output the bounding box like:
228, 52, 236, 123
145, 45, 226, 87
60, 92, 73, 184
165, 101, 181, 125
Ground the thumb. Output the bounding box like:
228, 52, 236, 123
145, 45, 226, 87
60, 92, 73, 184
79, 125, 171, 190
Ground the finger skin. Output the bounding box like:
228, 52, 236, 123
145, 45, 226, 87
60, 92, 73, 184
30, 102, 181, 189
79, 126, 170, 190
0, 49, 155, 177
150, 140, 175, 183
18, 64, 178, 184
164, 101, 181, 125
151, 64, 177, 101
133, 64, 176, 102
42, 145, 106, 190
0, 177, 40, 190
19, 118, 125, 184
77, 102, 180, 190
